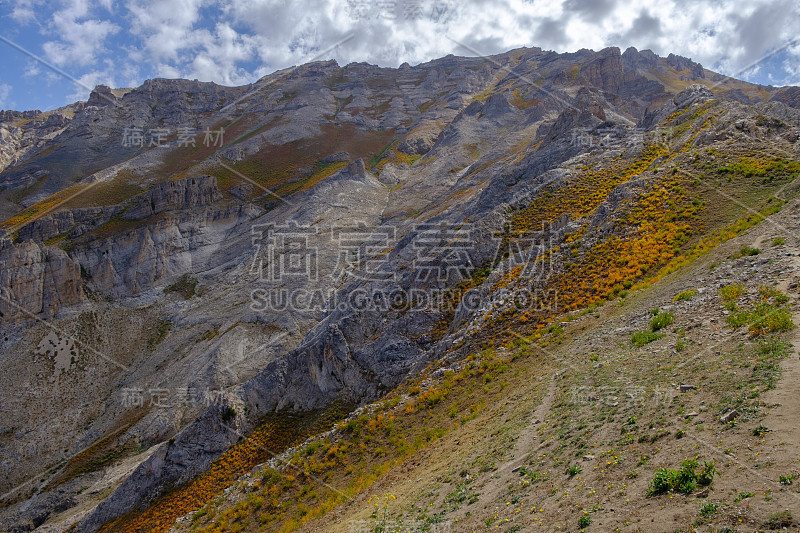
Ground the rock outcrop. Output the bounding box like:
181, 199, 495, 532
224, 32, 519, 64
0, 239, 83, 324
674, 84, 715, 108
122, 175, 223, 220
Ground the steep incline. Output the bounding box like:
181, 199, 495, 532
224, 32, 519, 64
0, 46, 798, 532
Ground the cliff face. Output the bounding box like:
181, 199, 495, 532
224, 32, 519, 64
73, 203, 258, 297
0, 238, 82, 323
121, 175, 223, 220
0, 46, 799, 533
1, 176, 244, 310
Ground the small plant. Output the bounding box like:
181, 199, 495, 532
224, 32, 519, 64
674, 290, 697, 302
736, 246, 761, 257
758, 285, 790, 304
733, 491, 754, 503
650, 311, 675, 332
695, 502, 725, 525
368, 494, 397, 532
519, 466, 547, 483
567, 465, 582, 476
719, 283, 744, 304
578, 513, 592, 528
778, 473, 797, 485
772, 237, 785, 246
752, 425, 769, 436
632, 330, 665, 347
647, 459, 716, 496
699, 502, 722, 517
763, 510, 793, 529
220, 406, 237, 422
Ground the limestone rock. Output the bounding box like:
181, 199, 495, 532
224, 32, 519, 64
674, 84, 714, 109
122, 176, 222, 220
0, 240, 83, 324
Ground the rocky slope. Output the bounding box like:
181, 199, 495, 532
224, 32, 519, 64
0, 45, 798, 532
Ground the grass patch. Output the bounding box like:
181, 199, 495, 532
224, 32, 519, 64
723, 286, 794, 335
631, 330, 665, 347
763, 510, 793, 529
148, 320, 172, 350
647, 459, 716, 496
733, 245, 761, 258
165, 274, 198, 299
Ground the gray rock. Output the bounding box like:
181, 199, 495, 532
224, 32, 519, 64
719, 409, 739, 423
319, 151, 350, 164
674, 84, 714, 109
86, 85, 117, 107
122, 175, 222, 220
0, 240, 83, 324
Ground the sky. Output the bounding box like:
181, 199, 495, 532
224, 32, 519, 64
0, 0, 799, 112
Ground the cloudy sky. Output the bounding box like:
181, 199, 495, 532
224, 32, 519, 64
0, 0, 799, 111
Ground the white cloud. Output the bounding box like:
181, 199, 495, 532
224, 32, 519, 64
126, 0, 208, 62
8, 0, 45, 25
41, 0, 120, 67
0, 84, 12, 109
55, 0, 800, 90
4, 0, 800, 110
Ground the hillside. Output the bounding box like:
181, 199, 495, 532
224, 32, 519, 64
0, 45, 799, 533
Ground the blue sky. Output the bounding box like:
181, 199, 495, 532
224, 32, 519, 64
1, 0, 799, 112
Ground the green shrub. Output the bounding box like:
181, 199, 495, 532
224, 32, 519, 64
647, 459, 716, 496
221, 406, 237, 422
577, 513, 592, 528
722, 285, 794, 335
740, 303, 793, 335
772, 237, 785, 246
719, 283, 744, 303
632, 330, 665, 347
147, 319, 172, 350
759, 285, 790, 304
673, 290, 697, 302
738, 246, 761, 257
650, 311, 674, 331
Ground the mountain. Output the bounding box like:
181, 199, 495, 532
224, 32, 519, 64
1, 45, 799, 532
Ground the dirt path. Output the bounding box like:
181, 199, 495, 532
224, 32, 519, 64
461, 373, 558, 513
759, 268, 800, 493
504, 373, 557, 472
